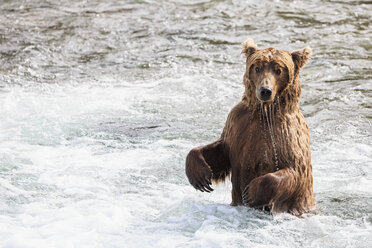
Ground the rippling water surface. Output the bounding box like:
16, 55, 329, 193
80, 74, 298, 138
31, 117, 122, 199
0, 0, 371, 247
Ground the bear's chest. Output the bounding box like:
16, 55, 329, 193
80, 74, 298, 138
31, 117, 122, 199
229, 118, 279, 174
225, 111, 299, 176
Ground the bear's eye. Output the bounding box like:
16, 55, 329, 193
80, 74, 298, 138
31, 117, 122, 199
275, 68, 281, 75
255, 67, 261, 73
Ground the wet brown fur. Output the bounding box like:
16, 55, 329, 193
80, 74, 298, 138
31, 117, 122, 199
185, 38, 316, 215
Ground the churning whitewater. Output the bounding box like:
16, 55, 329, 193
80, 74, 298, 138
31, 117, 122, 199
0, 0, 371, 247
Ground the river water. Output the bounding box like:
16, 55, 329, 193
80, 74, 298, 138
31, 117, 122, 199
0, 0, 371, 247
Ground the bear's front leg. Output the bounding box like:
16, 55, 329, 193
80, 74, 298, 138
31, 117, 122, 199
242, 168, 297, 211
185, 147, 214, 192
185, 139, 231, 192
242, 173, 280, 208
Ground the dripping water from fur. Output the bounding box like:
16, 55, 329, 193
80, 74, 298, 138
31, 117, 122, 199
260, 102, 269, 145
262, 103, 279, 171
276, 97, 281, 116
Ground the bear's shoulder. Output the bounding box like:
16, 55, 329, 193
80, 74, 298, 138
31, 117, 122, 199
227, 101, 252, 122
228, 101, 258, 124
222, 101, 258, 140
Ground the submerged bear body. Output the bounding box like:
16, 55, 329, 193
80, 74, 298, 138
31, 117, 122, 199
186, 38, 316, 215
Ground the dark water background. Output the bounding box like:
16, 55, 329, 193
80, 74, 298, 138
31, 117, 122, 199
0, 1, 371, 247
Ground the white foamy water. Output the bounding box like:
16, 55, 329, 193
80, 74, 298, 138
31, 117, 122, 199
0, 0, 371, 247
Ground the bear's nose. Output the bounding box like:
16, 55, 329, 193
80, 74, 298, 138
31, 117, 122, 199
259, 86, 272, 101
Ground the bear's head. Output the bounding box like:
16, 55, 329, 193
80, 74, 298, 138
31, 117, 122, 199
241, 38, 311, 110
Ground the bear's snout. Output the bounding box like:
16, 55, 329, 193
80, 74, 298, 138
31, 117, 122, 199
259, 86, 272, 101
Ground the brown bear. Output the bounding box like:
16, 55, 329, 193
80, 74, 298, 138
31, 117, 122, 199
185, 38, 316, 215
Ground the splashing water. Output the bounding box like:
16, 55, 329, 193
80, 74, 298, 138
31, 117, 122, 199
0, 0, 371, 247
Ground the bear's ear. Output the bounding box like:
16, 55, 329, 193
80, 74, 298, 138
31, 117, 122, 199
241, 38, 257, 57
291, 47, 312, 70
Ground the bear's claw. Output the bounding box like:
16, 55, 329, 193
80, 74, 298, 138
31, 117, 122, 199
194, 179, 214, 193
242, 184, 250, 205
